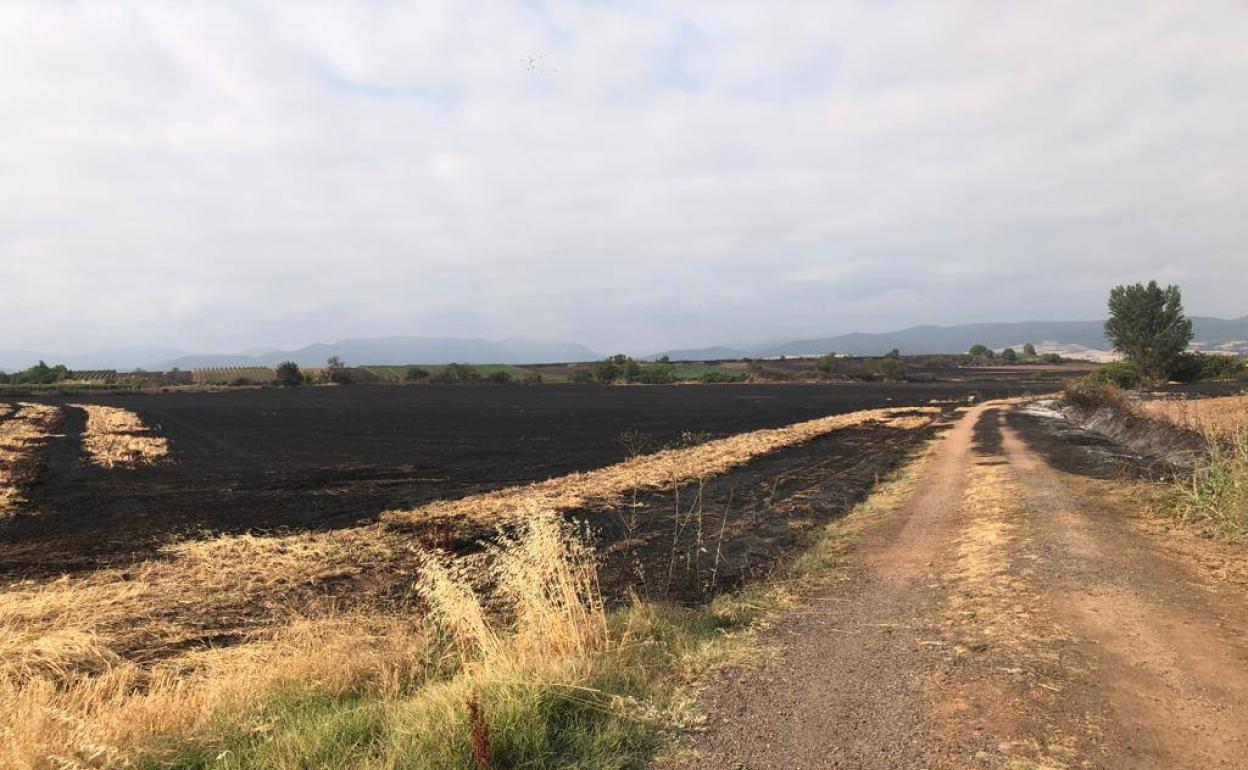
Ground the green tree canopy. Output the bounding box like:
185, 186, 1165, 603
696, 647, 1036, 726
1104, 281, 1193, 381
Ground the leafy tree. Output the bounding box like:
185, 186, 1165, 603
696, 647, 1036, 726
879, 357, 906, 381
274, 361, 302, 387
1022, 343, 1037, 357
1104, 281, 1194, 381
968, 344, 992, 358
885, 348, 901, 359
1000, 347, 1018, 364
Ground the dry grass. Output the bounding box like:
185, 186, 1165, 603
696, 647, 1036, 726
0, 406, 940, 769
70, 405, 169, 468
0, 403, 62, 518
1142, 394, 1248, 441
383, 407, 940, 533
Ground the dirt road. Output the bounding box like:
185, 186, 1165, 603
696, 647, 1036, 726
678, 402, 1248, 769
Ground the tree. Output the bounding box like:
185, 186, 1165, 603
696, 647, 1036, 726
968, 344, 992, 358
815, 354, 837, 373
1022, 343, 1037, 357
1104, 281, 1193, 381
404, 366, 429, 382
1000, 347, 1018, 364
274, 361, 302, 387
885, 348, 901, 359
325, 355, 352, 384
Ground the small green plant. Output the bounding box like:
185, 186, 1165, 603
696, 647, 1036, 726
274, 361, 302, 387
1173, 426, 1248, 534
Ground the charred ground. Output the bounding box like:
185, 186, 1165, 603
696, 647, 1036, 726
3, 382, 1043, 579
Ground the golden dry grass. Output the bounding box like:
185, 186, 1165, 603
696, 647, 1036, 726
383, 406, 940, 533
0, 403, 62, 518
1142, 394, 1248, 441
70, 404, 169, 468
0, 405, 939, 769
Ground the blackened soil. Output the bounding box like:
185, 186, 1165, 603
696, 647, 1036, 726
2, 382, 1038, 578
591, 418, 948, 604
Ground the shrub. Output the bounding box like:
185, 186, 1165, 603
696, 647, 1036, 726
325, 356, 352, 385
1000, 348, 1018, 364
1023, 343, 1037, 357
1171, 353, 1246, 383
568, 369, 594, 384
699, 371, 745, 383
274, 361, 302, 387
629, 365, 676, 384
431, 363, 481, 384
405, 366, 429, 382
885, 348, 901, 359
591, 360, 622, 384
1039, 353, 1063, 364
879, 357, 906, 381
1086, 361, 1143, 389
1062, 377, 1136, 412
1173, 425, 1248, 534
6, 361, 71, 385
815, 354, 837, 373
486, 370, 513, 384
968, 344, 993, 358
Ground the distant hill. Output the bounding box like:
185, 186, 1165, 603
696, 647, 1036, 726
1, 337, 599, 373
651, 317, 1248, 361
163, 337, 601, 369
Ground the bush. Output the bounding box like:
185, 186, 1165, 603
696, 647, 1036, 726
814, 354, 837, 373
879, 357, 906, 381
568, 369, 595, 384
404, 367, 429, 382
1171, 353, 1247, 383
486, 370, 513, 384
5, 361, 71, 385
1000, 348, 1018, 364
968, 344, 993, 358
1023, 343, 1037, 357
1085, 361, 1143, 389
274, 361, 302, 387
1062, 378, 1136, 412
699, 371, 745, 383
629, 365, 676, 384
324, 356, 352, 385
431, 363, 481, 384
1039, 353, 1063, 364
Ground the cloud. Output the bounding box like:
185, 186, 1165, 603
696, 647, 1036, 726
1, 0, 1245, 354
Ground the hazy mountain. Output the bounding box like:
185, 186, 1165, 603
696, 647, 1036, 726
0, 346, 190, 372
642, 346, 751, 362
161, 337, 601, 369
652, 316, 1248, 360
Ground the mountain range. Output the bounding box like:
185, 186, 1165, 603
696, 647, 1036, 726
648, 316, 1248, 360
3, 317, 1245, 372
0, 337, 600, 372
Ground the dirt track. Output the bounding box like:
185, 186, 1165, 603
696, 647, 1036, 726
678, 402, 1248, 769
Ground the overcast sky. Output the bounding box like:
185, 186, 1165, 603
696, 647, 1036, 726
2, 1, 1245, 355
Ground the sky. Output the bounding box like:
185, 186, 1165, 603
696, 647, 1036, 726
2, 1, 1246, 356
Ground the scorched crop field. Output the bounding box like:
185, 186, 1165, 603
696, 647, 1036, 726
1, 381, 1042, 579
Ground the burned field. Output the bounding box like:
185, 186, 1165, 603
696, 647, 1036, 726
1, 382, 1041, 579
0, 380, 1062, 766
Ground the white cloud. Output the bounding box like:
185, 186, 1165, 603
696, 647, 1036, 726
1, 0, 1245, 354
